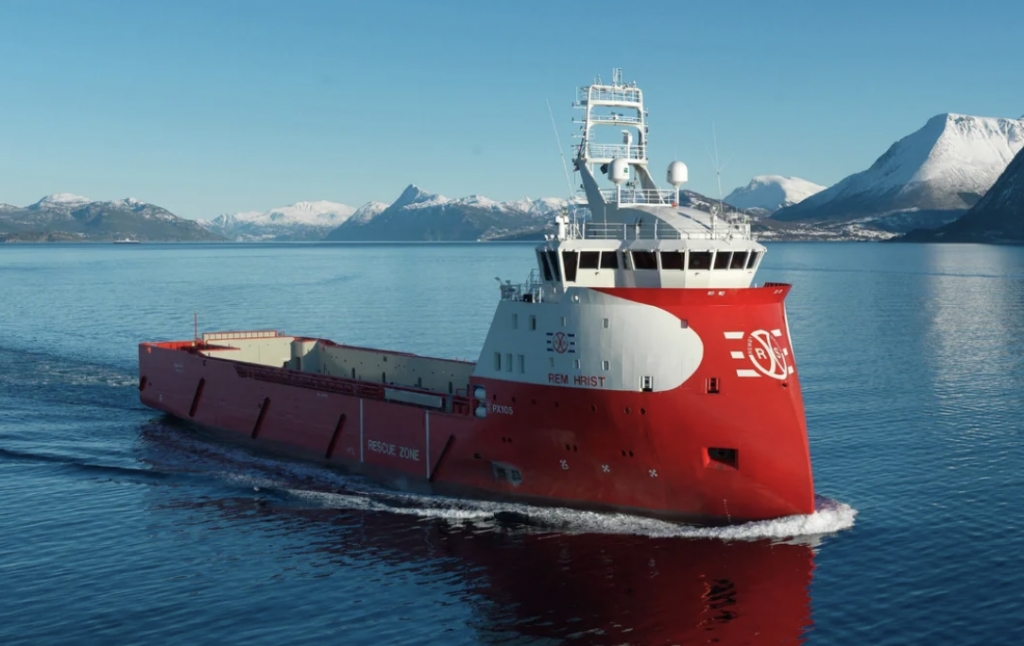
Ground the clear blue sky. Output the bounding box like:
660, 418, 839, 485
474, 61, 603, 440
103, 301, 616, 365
1, 0, 1022, 219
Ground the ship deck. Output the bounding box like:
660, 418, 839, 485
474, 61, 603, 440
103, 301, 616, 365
143, 330, 477, 415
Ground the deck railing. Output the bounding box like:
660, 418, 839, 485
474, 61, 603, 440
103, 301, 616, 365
578, 86, 642, 104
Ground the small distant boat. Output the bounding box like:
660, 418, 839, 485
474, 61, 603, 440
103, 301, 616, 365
113, 238, 141, 244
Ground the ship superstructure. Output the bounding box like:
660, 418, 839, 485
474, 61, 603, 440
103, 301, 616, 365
139, 71, 815, 523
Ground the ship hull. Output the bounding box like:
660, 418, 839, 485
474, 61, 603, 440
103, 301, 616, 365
140, 319, 814, 524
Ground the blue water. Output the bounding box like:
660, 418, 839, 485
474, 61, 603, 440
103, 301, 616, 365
1, 242, 1023, 645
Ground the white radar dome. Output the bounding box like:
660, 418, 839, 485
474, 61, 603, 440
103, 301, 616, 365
667, 161, 688, 187
609, 158, 630, 185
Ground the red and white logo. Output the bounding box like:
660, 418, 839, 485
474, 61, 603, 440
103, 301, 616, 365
724, 329, 794, 380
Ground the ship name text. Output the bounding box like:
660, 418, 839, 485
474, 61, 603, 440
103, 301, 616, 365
548, 373, 607, 388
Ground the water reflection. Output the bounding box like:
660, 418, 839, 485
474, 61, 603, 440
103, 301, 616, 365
152, 491, 815, 645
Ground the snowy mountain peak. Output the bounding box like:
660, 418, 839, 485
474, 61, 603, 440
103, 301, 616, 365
774, 112, 1024, 224
201, 199, 356, 241
392, 184, 448, 209
724, 176, 825, 213
35, 193, 91, 206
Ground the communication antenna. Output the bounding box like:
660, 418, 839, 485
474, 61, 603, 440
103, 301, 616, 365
708, 123, 733, 237
546, 98, 577, 222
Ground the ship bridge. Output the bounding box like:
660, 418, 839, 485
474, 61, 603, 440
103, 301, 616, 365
494, 67, 763, 297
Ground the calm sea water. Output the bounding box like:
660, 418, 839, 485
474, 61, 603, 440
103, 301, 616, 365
1, 241, 1023, 645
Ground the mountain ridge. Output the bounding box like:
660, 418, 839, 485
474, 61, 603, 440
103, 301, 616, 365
0, 195, 223, 242
203, 199, 355, 241
773, 113, 1024, 231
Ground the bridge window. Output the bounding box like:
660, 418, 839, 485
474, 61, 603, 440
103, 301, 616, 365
579, 251, 600, 270
660, 251, 685, 270
714, 251, 732, 270
731, 251, 749, 269
631, 251, 658, 270
538, 251, 553, 281
689, 251, 712, 270
562, 251, 579, 282
600, 251, 619, 269
746, 251, 761, 269
546, 250, 561, 281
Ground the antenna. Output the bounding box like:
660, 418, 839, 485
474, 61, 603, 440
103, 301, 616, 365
708, 123, 733, 237
546, 98, 576, 216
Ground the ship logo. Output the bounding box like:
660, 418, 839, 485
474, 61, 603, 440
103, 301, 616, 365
725, 329, 794, 380
547, 331, 576, 354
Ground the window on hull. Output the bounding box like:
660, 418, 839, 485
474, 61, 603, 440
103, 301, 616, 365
707, 447, 738, 469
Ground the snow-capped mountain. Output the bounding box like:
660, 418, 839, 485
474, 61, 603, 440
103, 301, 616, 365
347, 201, 389, 224
0, 194, 222, 242
904, 148, 1024, 242
326, 184, 570, 241
203, 200, 355, 241
773, 113, 1024, 231
725, 176, 826, 215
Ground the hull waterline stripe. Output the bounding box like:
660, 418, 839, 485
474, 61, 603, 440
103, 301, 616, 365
429, 435, 456, 483
188, 378, 206, 418
251, 397, 270, 439
724, 331, 744, 339
325, 413, 347, 459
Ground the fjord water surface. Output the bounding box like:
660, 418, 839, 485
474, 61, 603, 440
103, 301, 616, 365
1, 242, 1022, 645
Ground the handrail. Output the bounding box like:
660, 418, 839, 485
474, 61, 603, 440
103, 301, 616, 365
598, 187, 676, 205
577, 143, 646, 160
578, 86, 642, 104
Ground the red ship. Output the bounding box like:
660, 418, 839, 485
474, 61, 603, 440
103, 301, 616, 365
139, 69, 815, 523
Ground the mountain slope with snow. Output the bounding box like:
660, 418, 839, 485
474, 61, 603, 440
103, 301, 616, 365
203, 200, 355, 241
902, 148, 1024, 242
773, 113, 1024, 230
0, 194, 222, 241
725, 176, 825, 214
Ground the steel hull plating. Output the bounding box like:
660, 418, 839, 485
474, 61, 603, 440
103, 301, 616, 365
139, 286, 814, 523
